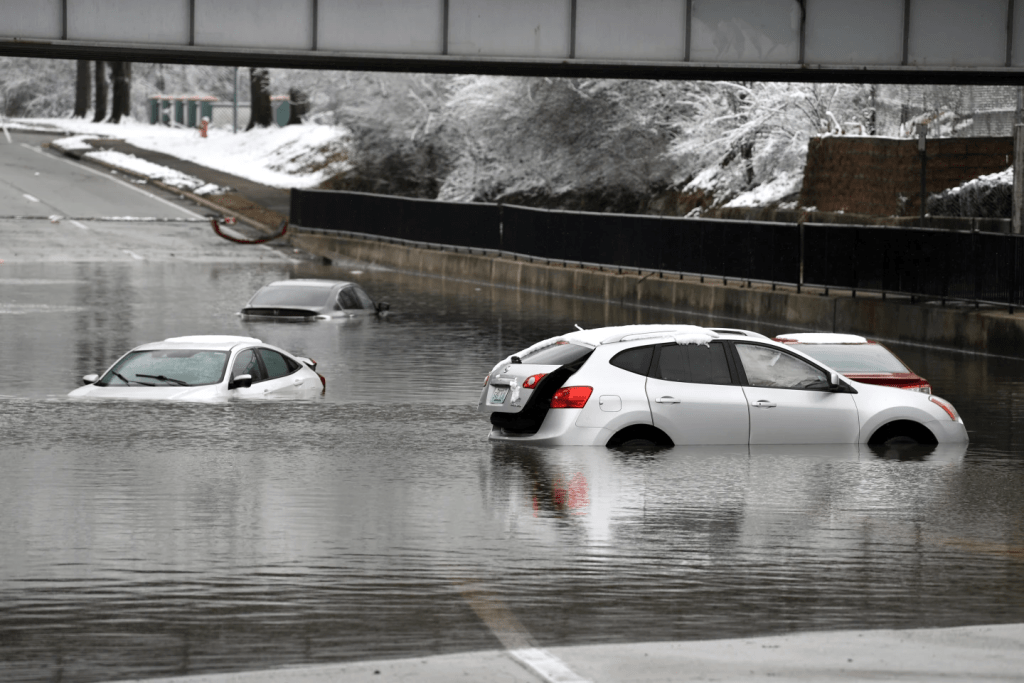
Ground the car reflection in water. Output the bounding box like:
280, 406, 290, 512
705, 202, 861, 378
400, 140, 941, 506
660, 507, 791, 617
488, 441, 968, 551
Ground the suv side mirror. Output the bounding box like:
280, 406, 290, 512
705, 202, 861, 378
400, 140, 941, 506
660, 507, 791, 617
229, 374, 252, 390
82, 373, 99, 385
375, 302, 390, 313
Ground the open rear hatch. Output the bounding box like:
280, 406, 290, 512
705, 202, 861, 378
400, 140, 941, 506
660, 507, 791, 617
479, 341, 593, 435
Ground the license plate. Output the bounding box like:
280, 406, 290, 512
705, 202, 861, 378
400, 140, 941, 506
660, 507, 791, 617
490, 387, 509, 404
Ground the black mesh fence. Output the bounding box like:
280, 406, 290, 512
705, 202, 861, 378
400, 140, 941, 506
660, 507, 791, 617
291, 189, 501, 250
500, 206, 800, 283
802, 224, 1024, 306
292, 189, 1024, 308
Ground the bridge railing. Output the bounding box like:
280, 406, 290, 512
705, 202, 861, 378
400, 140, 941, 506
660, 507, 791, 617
291, 189, 1024, 312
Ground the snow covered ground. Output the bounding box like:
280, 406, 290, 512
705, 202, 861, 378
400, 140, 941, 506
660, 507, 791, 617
10, 117, 351, 190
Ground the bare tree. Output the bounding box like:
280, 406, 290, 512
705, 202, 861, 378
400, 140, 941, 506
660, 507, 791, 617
246, 67, 272, 129
109, 62, 131, 123
92, 60, 107, 122
73, 60, 90, 118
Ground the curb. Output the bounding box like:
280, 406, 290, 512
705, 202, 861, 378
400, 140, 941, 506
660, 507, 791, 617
50, 143, 281, 237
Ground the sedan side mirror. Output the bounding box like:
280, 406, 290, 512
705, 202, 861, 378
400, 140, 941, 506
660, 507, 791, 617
82, 373, 99, 385
229, 374, 252, 390
375, 302, 390, 313
828, 371, 855, 393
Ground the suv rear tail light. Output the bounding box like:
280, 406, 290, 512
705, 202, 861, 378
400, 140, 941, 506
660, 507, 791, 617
524, 373, 547, 389
550, 386, 593, 409
317, 373, 326, 390
906, 383, 931, 394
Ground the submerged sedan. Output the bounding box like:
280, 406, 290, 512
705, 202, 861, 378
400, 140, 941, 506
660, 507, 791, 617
775, 333, 932, 393
240, 279, 389, 322
478, 325, 967, 448
69, 335, 325, 401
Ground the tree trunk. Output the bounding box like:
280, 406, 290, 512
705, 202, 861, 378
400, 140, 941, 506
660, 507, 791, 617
247, 67, 272, 130
286, 88, 308, 125
73, 60, 91, 118
109, 62, 131, 123
93, 61, 107, 123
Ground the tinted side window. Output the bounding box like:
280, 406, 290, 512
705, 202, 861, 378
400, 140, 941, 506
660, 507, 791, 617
258, 349, 296, 380
232, 348, 265, 382
655, 343, 732, 385
610, 346, 654, 376
337, 287, 363, 310
735, 343, 828, 390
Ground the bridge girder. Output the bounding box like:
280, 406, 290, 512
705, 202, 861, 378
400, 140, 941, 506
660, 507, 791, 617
3, 0, 1024, 85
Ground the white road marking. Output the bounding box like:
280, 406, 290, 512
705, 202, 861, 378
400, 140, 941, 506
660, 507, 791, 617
70, 220, 89, 231
20, 143, 42, 154
458, 583, 592, 683
22, 193, 40, 203
122, 249, 144, 261
509, 648, 591, 683
2, 124, 11, 144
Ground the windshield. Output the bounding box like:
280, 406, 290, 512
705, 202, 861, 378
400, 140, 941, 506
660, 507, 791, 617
248, 286, 332, 308
97, 349, 229, 387
788, 343, 910, 373
520, 341, 592, 366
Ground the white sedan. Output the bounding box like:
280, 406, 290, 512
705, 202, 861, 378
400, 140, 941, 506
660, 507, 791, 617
69, 336, 325, 401
478, 325, 968, 447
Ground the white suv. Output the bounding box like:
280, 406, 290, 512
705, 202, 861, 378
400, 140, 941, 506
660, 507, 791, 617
478, 325, 967, 448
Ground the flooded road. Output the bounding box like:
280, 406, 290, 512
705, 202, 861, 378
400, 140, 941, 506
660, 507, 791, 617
1, 134, 1024, 682
2, 258, 1024, 682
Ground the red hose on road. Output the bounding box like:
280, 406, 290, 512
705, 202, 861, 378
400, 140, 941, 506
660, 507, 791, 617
211, 217, 288, 244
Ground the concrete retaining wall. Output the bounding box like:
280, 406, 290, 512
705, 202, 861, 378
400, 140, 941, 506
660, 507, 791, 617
290, 231, 1024, 358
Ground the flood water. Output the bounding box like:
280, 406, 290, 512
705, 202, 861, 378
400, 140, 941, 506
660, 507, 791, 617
2, 258, 1024, 682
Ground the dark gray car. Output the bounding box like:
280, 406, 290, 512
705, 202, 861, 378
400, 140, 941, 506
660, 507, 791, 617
240, 279, 389, 322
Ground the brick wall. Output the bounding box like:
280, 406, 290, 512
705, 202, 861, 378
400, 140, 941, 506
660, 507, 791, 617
800, 136, 1013, 216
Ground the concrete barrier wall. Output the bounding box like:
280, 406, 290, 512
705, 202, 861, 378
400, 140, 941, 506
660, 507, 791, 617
291, 231, 1024, 358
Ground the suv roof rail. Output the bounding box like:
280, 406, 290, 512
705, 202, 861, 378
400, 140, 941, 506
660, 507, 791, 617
708, 328, 771, 340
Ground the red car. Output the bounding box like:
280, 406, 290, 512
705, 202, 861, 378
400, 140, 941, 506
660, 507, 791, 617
774, 333, 932, 394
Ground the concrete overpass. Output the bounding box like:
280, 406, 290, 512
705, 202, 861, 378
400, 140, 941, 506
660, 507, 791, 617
2, 0, 1024, 84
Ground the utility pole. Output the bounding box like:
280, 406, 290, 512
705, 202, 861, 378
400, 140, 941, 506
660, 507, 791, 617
1014, 87, 1024, 234
232, 66, 239, 134
918, 124, 927, 226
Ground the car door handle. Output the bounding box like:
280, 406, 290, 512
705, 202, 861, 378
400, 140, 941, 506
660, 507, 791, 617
753, 400, 777, 408
655, 396, 680, 404
293, 378, 304, 386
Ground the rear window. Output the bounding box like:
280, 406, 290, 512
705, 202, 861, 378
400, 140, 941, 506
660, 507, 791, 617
250, 286, 332, 308
520, 341, 592, 366
788, 343, 910, 373
610, 346, 654, 376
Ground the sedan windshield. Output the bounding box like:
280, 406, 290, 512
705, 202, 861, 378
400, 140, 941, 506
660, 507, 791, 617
97, 350, 229, 387
248, 286, 333, 308
788, 343, 910, 373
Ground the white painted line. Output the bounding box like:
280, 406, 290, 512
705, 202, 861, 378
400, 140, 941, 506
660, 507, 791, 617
458, 583, 592, 683
20, 143, 41, 154
70, 220, 89, 231
122, 249, 144, 261
22, 193, 40, 203
509, 648, 592, 683
2, 123, 11, 144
